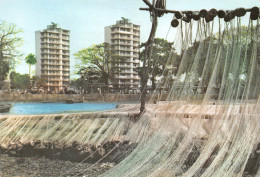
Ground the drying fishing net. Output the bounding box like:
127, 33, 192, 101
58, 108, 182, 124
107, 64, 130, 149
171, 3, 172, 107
1, 12, 260, 177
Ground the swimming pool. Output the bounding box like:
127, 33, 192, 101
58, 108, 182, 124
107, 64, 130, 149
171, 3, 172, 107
0, 102, 117, 115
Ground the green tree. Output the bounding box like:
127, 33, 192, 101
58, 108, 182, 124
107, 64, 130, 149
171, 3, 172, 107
76, 66, 101, 93
25, 53, 36, 78
31, 75, 47, 90
10, 71, 30, 90
139, 38, 175, 91
0, 21, 23, 81
74, 43, 123, 85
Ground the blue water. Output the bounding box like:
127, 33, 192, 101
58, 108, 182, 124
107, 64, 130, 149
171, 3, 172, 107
0, 102, 117, 115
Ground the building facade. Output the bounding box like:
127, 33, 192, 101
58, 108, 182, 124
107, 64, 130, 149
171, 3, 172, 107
35, 23, 70, 92
105, 18, 140, 90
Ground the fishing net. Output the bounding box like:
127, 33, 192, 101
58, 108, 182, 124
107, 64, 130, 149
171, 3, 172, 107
1, 13, 260, 177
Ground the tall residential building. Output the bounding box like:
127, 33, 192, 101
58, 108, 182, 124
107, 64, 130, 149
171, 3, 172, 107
105, 18, 140, 89
35, 23, 70, 92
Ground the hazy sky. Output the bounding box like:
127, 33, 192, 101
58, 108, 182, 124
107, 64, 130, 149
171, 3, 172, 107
0, 0, 259, 78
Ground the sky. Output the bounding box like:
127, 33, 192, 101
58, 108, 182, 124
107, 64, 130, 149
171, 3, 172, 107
0, 0, 259, 78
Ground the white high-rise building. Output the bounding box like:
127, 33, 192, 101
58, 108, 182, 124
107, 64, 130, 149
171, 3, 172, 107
105, 18, 140, 89
35, 23, 70, 92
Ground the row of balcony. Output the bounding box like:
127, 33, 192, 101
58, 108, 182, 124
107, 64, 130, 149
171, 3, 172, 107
118, 65, 132, 68
41, 46, 70, 50
111, 36, 132, 40
45, 83, 65, 87
41, 64, 70, 68
42, 30, 69, 34
41, 57, 69, 60
111, 25, 139, 30
47, 78, 70, 81
41, 41, 69, 45
120, 71, 139, 75
115, 54, 139, 58
41, 51, 69, 54
115, 76, 140, 80
111, 30, 140, 36
118, 60, 139, 64
111, 36, 139, 41
41, 62, 69, 66
41, 35, 69, 39
111, 41, 139, 46
41, 38, 70, 42
113, 46, 139, 50
42, 67, 69, 71
117, 82, 140, 86
42, 73, 70, 76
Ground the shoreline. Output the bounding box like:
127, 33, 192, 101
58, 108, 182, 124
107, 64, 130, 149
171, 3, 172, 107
0, 93, 153, 103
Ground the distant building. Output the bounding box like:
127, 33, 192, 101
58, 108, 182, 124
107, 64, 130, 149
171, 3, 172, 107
35, 23, 70, 92
105, 18, 140, 90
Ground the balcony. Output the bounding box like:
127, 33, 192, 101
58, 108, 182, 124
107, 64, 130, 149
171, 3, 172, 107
114, 48, 133, 52
62, 42, 69, 46
111, 42, 132, 46
41, 46, 62, 50
119, 82, 132, 85
133, 26, 140, 30
116, 76, 133, 79
48, 52, 61, 55
42, 73, 63, 76
48, 78, 62, 81
45, 30, 60, 34
62, 36, 69, 40
62, 78, 70, 81
41, 67, 62, 71
48, 35, 60, 39
41, 62, 61, 65
47, 58, 62, 60
118, 53, 132, 57
62, 48, 70, 51
46, 83, 61, 87
133, 38, 139, 42
133, 30, 140, 36
62, 31, 70, 35
119, 65, 132, 68
41, 41, 61, 44
111, 30, 132, 35
111, 36, 132, 40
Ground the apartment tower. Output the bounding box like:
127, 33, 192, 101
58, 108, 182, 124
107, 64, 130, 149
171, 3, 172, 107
105, 18, 140, 89
35, 23, 70, 92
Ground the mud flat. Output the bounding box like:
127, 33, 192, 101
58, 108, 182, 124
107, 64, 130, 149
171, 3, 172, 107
0, 154, 112, 177
0, 140, 137, 176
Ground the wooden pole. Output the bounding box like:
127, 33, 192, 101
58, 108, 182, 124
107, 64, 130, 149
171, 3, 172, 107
139, 7, 252, 14
140, 5, 158, 115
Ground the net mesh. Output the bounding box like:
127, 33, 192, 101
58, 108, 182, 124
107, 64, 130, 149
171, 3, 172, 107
0, 16, 260, 177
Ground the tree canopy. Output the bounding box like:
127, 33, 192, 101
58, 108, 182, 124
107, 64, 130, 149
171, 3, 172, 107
139, 38, 175, 90
0, 21, 23, 81
10, 71, 30, 90
74, 43, 123, 85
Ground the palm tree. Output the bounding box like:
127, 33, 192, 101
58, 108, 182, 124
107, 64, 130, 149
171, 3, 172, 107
25, 53, 36, 78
